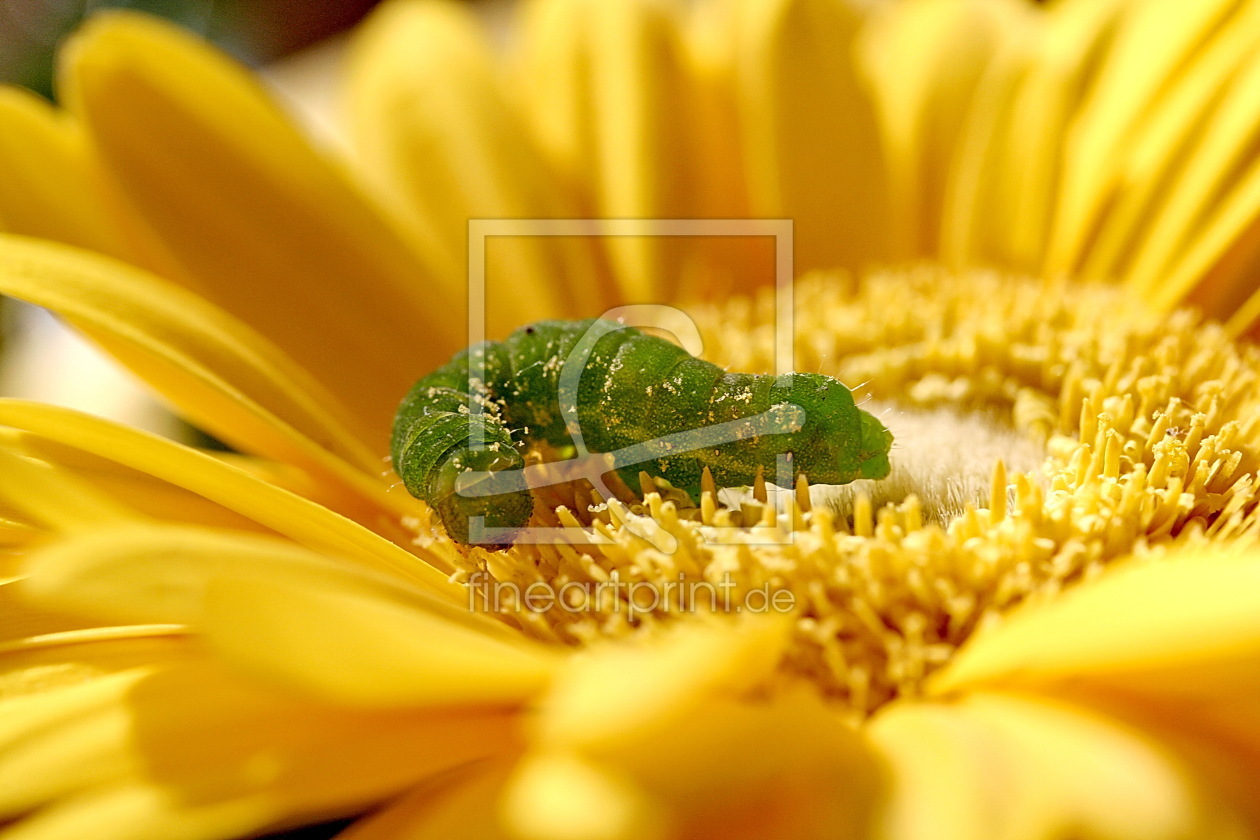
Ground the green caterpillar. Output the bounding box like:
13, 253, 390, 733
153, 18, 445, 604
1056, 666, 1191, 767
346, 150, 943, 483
391, 318, 893, 545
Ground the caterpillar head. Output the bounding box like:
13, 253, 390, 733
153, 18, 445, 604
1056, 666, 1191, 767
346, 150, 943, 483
854, 409, 894, 479
777, 374, 892, 485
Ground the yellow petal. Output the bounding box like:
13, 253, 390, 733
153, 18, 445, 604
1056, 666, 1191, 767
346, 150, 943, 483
8, 431, 272, 536
19, 523, 481, 636
1162, 141, 1260, 335
669, 2, 778, 299
1076, 7, 1260, 285
938, 26, 1038, 269
517, 688, 879, 840
503, 753, 661, 840
868, 692, 1240, 840
861, 0, 1030, 260
1, 687, 146, 820
932, 546, 1260, 692
0, 401, 452, 590
1, 785, 274, 840
993, 8, 1102, 270
523, 615, 881, 834
931, 544, 1260, 827
347, 0, 608, 326
0, 515, 37, 546
0, 237, 403, 514
947, 0, 1125, 272
337, 763, 514, 840
11, 515, 531, 700
537, 614, 791, 752
516, 0, 703, 302
1121, 19, 1260, 315
729, 0, 892, 274
0, 580, 101, 647
0, 445, 141, 534
1045, 0, 1244, 275
204, 569, 558, 707
0, 87, 121, 256
0, 628, 190, 702
0, 668, 158, 817
2, 661, 521, 839
60, 11, 461, 441
131, 663, 523, 804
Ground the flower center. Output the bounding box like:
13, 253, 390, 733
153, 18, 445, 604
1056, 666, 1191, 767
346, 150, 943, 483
437, 268, 1260, 717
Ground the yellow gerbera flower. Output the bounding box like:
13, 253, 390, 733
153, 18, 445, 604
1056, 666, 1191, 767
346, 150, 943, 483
2, 1, 1260, 839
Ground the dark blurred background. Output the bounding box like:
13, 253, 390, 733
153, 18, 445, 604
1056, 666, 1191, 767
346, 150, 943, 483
0, 0, 384, 100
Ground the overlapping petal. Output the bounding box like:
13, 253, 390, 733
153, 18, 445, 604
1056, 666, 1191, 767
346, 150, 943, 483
0, 660, 522, 840
516, 0, 704, 302
0, 628, 193, 701
728, 0, 892, 274
0, 237, 406, 517
1047, 0, 1244, 276
869, 692, 1243, 840
0, 400, 450, 588
337, 763, 515, 840
861, 0, 1030, 260
503, 616, 880, 840
0, 89, 123, 257
58, 11, 462, 442
15, 522, 550, 706
930, 543, 1260, 827
347, 0, 609, 330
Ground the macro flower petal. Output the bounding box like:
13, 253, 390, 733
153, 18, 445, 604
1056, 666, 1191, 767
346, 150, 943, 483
930, 544, 1260, 826
59, 11, 462, 443
0, 785, 278, 840
503, 752, 661, 840
16, 519, 557, 708
931, 545, 1260, 692
336, 762, 514, 840
203, 569, 558, 707
861, 0, 1029, 259
1048, 0, 1246, 277
0, 579, 100, 646
0, 444, 140, 534
515, 688, 880, 840
0, 628, 192, 701
0, 661, 521, 840
0, 236, 399, 509
1073, 2, 1260, 287
537, 615, 791, 750
729, 0, 892, 273
868, 691, 1242, 840
0, 88, 123, 257
0, 668, 159, 818
516, 0, 701, 301
18, 523, 473, 629
503, 616, 880, 840
945, 0, 1122, 270
1122, 16, 1260, 316
0, 401, 450, 589
347, 0, 608, 328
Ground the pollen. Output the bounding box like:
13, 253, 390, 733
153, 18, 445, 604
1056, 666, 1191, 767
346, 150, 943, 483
433, 268, 1260, 717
